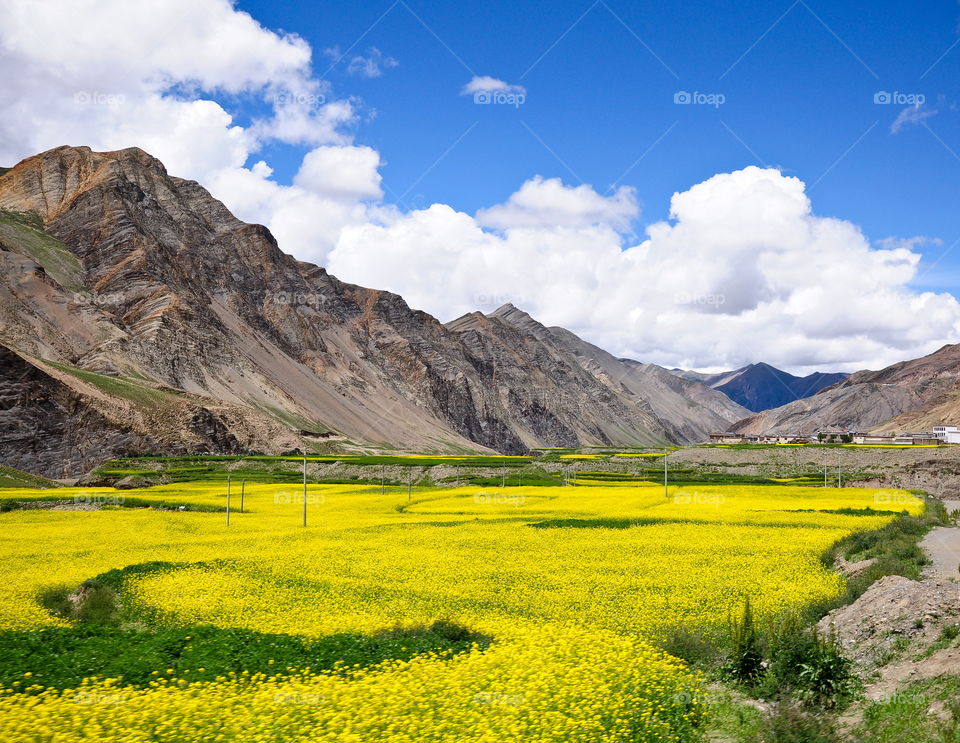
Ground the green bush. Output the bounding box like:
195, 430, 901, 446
723, 598, 764, 683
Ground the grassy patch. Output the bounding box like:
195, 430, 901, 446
0, 208, 85, 291
44, 360, 175, 409
0, 621, 488, 692
0, 465, 60, 489
854, 675, 960, 743
808, 501, 947, 619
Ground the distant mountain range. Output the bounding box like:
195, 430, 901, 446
2, 145, 958, 479
0, 146, 748, 476
670, 363, 848, 413
732, 344, 960, 436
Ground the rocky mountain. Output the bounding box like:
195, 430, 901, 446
732, 344, 960, 435
672, 362, 847, 412
446, 304, 751, 446
0, 145, 747, 475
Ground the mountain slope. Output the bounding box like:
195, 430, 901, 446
671, 363, 846, 412
732, 345, 960, 435
0, 145, 745, 473
446, 304, 750, 446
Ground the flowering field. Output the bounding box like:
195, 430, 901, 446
0, 481, 923, 742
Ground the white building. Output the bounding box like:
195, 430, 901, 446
933, 426, 960, 444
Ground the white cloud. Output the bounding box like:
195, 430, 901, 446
327, 166, 960, 374
477, 177, 638, 231
460, 76, 526, 96
1, 0, 957, 376
345, 47, 399, 78
891, 105, 938, 134
0, 0, 355, 182
294, 146, 383, 201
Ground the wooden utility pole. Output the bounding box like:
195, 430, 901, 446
226, 475, 231, 526
302, 454, 307, 527
380, 465, 385, 495
407, 470, 412, 501
240, 479, 245, 513
663, 449, 669, 498
837, 450, 842, 488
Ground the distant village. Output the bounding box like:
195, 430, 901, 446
707, 425, 960, 446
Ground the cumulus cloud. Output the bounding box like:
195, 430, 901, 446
460, 76, 526, 96
0, 0, 354, 182
327, 167, 960, 374
477, 177, 638, 231
294, 146, 383, 201
1, 0, 957, 375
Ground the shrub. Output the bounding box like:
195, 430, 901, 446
723, 598, 764, 683
761, 614, 854, 708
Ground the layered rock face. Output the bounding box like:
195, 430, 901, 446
0, 146, 748, 474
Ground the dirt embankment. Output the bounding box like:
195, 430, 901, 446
818, 514, 960, 723
670, 446, 960, 495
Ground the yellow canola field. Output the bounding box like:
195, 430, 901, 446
0, 482, 923, 742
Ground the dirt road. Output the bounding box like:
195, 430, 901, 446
920, 499, 960, 580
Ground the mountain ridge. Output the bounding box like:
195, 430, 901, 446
0, 145, 747, 474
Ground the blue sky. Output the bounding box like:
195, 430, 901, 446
240, 0, 960, 289
3, 0, 960, 371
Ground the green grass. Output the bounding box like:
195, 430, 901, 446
854, 675, 960, 742
807, 501, 947, 620
0, 465, 60, 489
2, 566, 488, 693
0, 208, 85, 292
43, 360, 175, 409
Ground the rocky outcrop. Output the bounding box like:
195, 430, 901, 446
0, 145, 750, 472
